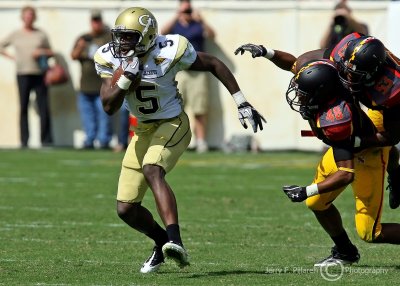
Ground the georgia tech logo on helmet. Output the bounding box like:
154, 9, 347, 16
139, 15, 156, 28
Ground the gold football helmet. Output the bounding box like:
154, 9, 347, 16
110, 7, 158, 58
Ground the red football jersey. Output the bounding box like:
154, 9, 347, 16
330, 32, 400, 109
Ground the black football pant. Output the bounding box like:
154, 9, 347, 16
16, 74, 53, 147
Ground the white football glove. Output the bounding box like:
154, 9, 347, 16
121, 57, 140, 81
354, 136, 361, 148
237, 102, 267, 133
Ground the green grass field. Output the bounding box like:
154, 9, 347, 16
1, 149, 399, 285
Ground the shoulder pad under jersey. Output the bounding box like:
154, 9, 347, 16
317, 100, 353, 141
144, 34, 196, 77
94, 43, 120, 78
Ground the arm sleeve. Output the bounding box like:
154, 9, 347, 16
41, 30, 52, 49
93, 50, 114, 78
332, 146, 354, 162
176, 36, 197, 70
0, 32, 13, 51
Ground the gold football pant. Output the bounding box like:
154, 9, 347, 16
306, 147, 390, 242
117, 112, 191, 203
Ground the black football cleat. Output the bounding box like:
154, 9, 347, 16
140, 246, 164, 273
314, 245, 360, 267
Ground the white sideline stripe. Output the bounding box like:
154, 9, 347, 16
1, 218, 323, 231
0, 177, 30, 182
0, 221, 322, 232
179, 158, 317, 168
0, 258, 132, 266
1, 222, 124, 228
0, 205, 115, 211
0, 279, 70, 286
0, 237, 143, 244
0, 235, 329, 249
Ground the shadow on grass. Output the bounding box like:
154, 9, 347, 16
174, 264, 400, 278
184, 270, 268, 278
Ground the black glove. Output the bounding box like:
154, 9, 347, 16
234, 44, 267, 58
282, 185, 307, 202
238, 102, 267, 133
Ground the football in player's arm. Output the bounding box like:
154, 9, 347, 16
93, 6, 265, 274
98, 37, 266, 134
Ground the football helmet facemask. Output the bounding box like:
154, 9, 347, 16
286, 60, 339, 120
110, 7, 158, 58
338, 36, 386, 92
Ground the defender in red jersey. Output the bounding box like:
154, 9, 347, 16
282, 60, 400, 267
235, 33, 400, 209
333, 34, 400, 209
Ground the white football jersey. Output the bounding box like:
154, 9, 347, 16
94, 34, 197, 122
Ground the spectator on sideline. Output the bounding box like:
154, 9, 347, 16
71, 9, 113, 149
161, 0, 216, 153
320, 0, 369, 49
113, 102, 130, 152
0, 5, 54, 148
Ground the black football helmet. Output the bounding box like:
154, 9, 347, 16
286, 60, 339, 120
338, 36, 386, 92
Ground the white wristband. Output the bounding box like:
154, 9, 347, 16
263, 48, 275, 60
306, 184, 319, 197
354, 136, 361, 148
232, 90, 247, 106
117, 75, 132, 90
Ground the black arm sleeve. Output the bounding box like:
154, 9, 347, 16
332, 146, 354, 162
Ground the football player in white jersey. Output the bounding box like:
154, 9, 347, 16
94, 7, 265, 273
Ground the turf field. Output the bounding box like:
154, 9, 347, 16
1, 149, 399, 285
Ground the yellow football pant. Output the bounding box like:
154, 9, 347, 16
117, 112, 191, 203
306, 146, 389, 242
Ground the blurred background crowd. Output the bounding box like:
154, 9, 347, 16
0, 0, 399, 152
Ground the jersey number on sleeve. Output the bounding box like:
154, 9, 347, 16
158, 40, 174, 49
